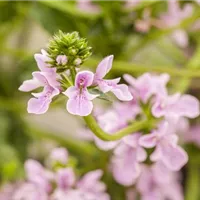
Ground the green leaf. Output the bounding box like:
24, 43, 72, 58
89, 88, 112, 102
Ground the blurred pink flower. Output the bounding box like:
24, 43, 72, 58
152, 93, 200, 122
93, 55, 133, 101
63, 71, 98, 116
52, 170, 110, 200
158, 1, 193, 48
93, 110, 124, 150
56, 168, 76, 190
13, 148, 110, 200
124, 73, 169, 103
112, 133, 147, 186
25, 159, 54, 193
139, 122, 188, 171
135, 9, 152, 33
137, 163, 183, 200
13, 183, 48, 200
49, 147, 69, 166
77, 0, 100, 13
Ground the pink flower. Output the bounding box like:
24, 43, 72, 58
63, 71, 98, 116
77, 0, 100, 13
49, 147, 69, 166
93, 55, 133, 101
158, 1, 193, 48
27, 84, 59, 114
135, 9, 152, 33
13, 183, 48, 200
139, 122, 188, 171
124, 73, 169, 103
137, 163, 183, 200
19, 50, 60, 114
93, 111, 124, 151
34, 49, 53, 73
25, 159, 54, 193
152, 93, 200, 122
56, 168, 76, 190
77, 170, 110, 200
112, 133, 147, 186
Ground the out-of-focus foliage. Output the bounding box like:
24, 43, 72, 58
0, 1, 200, 199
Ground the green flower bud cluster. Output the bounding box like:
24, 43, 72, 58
47, 30, 92, 73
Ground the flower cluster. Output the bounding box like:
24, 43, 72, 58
18, 30, 200, 199
79, 72, 200, 199
19, 49, 61, 114
13, 147, 110, 200
19, 36, 132, 116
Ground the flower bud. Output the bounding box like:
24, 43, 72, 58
73, 58, 82, 66
47, 31, 92, 72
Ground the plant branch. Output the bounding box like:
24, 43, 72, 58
83, 114, 154, 141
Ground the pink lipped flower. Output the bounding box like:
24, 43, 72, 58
93, 55, 133, 101
19, 49, 61, 114
63, 71, 99, 116
158, 1, 193, 48
137, 162, 184, 200
112, 133, 147, 186
124, 73, 169, 103
25, 159, 54, 193
152, 93, 200, 122
139, 122, 188, 171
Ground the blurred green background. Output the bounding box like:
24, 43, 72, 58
0, 1, 200, 199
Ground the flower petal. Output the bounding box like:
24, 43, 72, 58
66, 91, 93, 116
75, 71, 94, 88
33, 71, 59, 89
160, 143, 188, 171
77, 170, 106, 194
18, 78, 42, 92
136, 147, 147, 162
97, 78, 120, 93
123, 74, 137, 87
111, 84, 133, 101
112, 156, 140, 186
175, 94, 200, 118
27, 97, 51, 114
94, 136, 119, 151
63, 86, 78, 98
34, 49, 52, 72
56, 168, 75, 190
139, 133, 158, 148
95, 55, 114, 79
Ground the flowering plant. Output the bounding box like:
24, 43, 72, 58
13, 30, 200, 199
1, 1, 200, 200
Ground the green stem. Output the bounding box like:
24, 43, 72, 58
85, 58, 200, 78
185, 163, 200, 200
70, 67, 76, 84
83, 114, 153, 141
